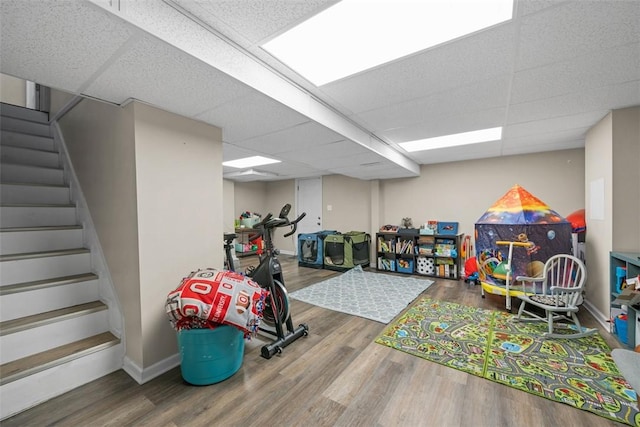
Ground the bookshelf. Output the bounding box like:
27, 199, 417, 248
609, 252, 640, 348
376, 231, 463, 279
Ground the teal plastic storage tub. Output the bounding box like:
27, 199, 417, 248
614, 317, 628, 345
178, 326, 244, 385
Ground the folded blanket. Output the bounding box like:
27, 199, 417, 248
166, 268, 268, 337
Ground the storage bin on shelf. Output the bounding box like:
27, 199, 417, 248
614, 315, 629, 345
397, 258, 414, 274
178, 326, 244, 385
240, 216, 260, 228
437, 222, 459, 235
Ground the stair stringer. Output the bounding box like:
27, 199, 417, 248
51, 121, 125, 342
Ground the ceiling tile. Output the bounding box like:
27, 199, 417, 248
356, 77, 510, 133
0, 0, 133, 93
516, 1, 640, 70
231, 121, 343, 154
318, 22, 517, 113
196, 91, 309, 142
507, 80, 640, 125
85, 34, 252, 114
174, 0, 339, 44
511, 43, 640, 104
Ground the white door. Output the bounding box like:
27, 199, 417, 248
296, 177, 323, 240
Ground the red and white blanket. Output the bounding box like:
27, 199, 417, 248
166, 268, 268, 337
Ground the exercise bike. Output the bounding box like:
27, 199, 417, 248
245, 204, 308, 359
223, 232, 237, 272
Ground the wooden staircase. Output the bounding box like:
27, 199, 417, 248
0, 103, 124, 420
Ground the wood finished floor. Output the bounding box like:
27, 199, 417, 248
4, 255, 626, 427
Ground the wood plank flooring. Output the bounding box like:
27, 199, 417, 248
3, 255, 627, 427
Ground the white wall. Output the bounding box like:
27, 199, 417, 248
322, 175, 372, 233
59, 98, 223, 372
585, 107, 640, 321
132, 102, 223, 368
0, 73, 26, 107
380, 149, 586, 245
223, 179, 236, 233
234, 181, 268, 222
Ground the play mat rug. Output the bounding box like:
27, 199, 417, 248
375, 298, 639, 426
289, 265, 433, 324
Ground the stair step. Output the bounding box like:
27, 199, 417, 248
0, 182, 70, 204
0, 247, 89, 262
0, 103, 49, 123
0, 272, 98, 296
0, 130, 55, 151
0, 225, 83, 255
0, 204, 77, 228
0, 331, 119, 386
0, 116, 51, 137
0, 162, 65, 185
0, 103, 122, 418
0, 300, 106, 336
0, 301, 109, 364
0, 248, 91, 286
0, 145, 60, 168
0, 273, 99, 321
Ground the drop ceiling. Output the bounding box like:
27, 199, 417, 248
1, 0, 638, 182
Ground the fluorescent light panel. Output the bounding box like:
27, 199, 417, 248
263, 0, 513, 86
223, 156, 280, 168
400, 127, 503, 152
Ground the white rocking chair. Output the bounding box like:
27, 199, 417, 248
514, 254, 596, 339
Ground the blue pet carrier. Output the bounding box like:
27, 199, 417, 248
298, 230, 337, 269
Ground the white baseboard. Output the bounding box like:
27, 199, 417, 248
583, 299, 610, 332
123, 353, 180, 385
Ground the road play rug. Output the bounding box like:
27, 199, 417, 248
375, 298, 640, 426
289, 266, 433, 324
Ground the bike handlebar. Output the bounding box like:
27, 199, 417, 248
283, 211, 306, 237
247, 205, 306, 241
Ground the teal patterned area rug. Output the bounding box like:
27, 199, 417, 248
289, 266, 433, 324
376, 298, 639, 427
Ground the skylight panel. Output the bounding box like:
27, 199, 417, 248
223, 156, 281, 168
263, 0, 513, 86
399, 127, 503, 152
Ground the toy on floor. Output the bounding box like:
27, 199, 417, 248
463, 257, 479, 285
479, 240, 534, 310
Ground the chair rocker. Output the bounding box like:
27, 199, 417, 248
514, 254, 596, 339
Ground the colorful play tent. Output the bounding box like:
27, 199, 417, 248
474, 184, 572, 309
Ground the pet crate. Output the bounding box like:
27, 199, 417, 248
323, 231, 371, 271
298, 230, 337, 269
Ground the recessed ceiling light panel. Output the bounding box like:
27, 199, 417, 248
222, 156, 281, 168
400, 127, 503, 152
263, 0, 513, 86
